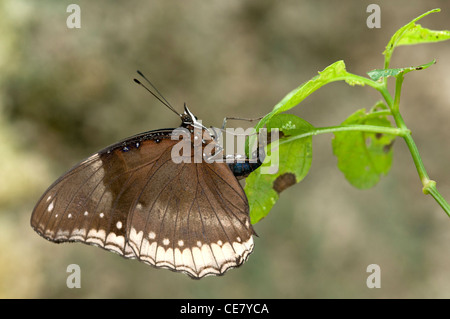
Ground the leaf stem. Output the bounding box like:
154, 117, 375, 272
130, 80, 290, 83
278, 124, 408, 147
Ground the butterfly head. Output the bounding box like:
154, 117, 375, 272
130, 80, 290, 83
181, 104, 209, 132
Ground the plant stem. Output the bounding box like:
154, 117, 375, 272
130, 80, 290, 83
424, 181, 450, 217
379, 83, 450, 216
393, 74, 404, 112
394, 115, 450, 216
382, 85, 430, 183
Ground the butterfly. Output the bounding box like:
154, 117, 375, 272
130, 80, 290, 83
30, 73, 264, 279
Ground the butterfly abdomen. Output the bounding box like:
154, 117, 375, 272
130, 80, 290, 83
227, 147, 265, 179
228, 161, 262, 178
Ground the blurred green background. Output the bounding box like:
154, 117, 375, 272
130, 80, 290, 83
1, 0, 449, 298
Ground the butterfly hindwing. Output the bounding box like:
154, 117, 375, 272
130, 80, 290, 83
124, 135, 255, 278
127, 159, 255, 278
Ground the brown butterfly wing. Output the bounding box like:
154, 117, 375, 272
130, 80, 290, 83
31, 129, 255, 278
127, 153, 255, 278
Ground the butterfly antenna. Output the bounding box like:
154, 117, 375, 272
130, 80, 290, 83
134, 71, 181, 116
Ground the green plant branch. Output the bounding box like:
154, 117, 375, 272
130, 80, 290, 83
378, 78, 450, 217
249, 9, 450, 221
382, 81, 430, 183
328, 10, 450, 216
394, 112, 450, 217
393, 74, 404, 113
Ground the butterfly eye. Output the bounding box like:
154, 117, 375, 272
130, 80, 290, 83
181, 114, 192, 124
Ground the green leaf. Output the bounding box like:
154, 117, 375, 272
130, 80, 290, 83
367, 60, 436, 81
332, 109, 396, 189
383, 9, 443, 67
397, 24, 450, 46
246, 114, 314, 223
254, 61, 351, 133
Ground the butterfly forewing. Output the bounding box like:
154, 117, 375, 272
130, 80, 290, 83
30, 132, 172, 257
31, 128, 255, 279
